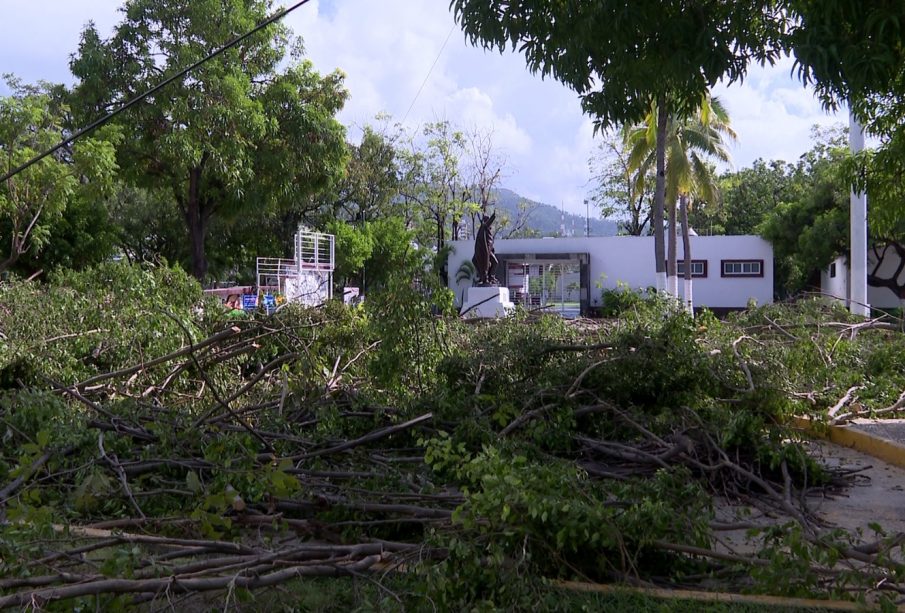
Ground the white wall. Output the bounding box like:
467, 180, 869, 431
821, 256, 849, 306
822, 252, 905, 310
867, 247, 905, 309
448, 235, 773, 309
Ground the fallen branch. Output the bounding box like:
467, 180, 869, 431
293, 413, 433, 461
98, 432, 145, 519
74, 325, 244, 390
0, 554, 389, 609
827, 385, 863, 419
0, 449, 54, 505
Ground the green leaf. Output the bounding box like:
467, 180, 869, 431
186, 470, 203, 494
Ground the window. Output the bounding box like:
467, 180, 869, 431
721, 259, 763, 278
830, 262, 837, 278
668, 260, 708, 278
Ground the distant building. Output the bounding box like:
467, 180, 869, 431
448, 235, 773, 316
822, 243, 905, 310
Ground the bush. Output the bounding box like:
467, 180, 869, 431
0, 262, 207, 385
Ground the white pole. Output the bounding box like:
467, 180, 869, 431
560, 264, 564, 315
849, 110, 870, 317
542, 265, 546, 306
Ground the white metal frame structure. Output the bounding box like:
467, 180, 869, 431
256, 227, 335, 306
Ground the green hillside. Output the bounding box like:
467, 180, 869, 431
494, 188, 618, 237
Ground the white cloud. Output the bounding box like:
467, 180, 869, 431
443, 87, 532, 155
715, 61, 844, 168
518, 118, 596, 213
0, 0, 121, 84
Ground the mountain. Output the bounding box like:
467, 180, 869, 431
492, 188, 618, 237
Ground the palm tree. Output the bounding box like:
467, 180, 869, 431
624, 94, 736, 311
455, 259, 477, 305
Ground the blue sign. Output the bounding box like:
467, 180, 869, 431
241, 294, 258, 311
262, 293, 277, 314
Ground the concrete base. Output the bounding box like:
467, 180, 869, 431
461, 286, 515, 318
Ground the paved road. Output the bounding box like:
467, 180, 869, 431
850, 419, 905, 444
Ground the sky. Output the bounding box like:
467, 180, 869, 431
0, 0, 846, 216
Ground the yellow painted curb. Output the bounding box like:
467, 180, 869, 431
553, 580, 872, 611
792, 416, 905, 471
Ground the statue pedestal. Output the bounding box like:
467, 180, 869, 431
461, 286, 515, 318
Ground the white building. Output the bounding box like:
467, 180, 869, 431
448, 235, 773, 316
822, 244, 905, 310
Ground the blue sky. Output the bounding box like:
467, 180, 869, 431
0, 0, 845, 216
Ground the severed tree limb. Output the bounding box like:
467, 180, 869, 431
730, 336, 756, 393
834, 388, 905, 424
220, 352, 302, 408
827, 385, 864, 419
0, 572, 104, 591
86, 419, 156, 442
292, 413, 433, 461
44, 376, 118, 421
160, 312, 275, 454
74, 325, 245, 390
49, 524, 262, 555
500, 403, 556, 436
762, 315, 799, 341
540, 342, 614, 354
29, 538, 122, 569
0, 449, 54, 505
0, 554, 389, 609
98, 432, 145, 519
567, 358, 617, 398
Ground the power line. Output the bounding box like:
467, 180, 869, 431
401, 23, 455, 124
0, 0, 313, 184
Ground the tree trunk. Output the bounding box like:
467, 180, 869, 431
667, 196, 678, 298
437, 213, 447, 284
0, 252, 18, 274
681, 194, 693, 314
652, 97, 668, 293
0, 225, 24, 274
186, 166, 209, 281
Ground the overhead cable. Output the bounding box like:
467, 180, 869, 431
0, 0, 313, 183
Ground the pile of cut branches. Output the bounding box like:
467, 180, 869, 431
2, 272, 905, 609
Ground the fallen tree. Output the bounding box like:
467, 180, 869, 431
2, 269, 905, 609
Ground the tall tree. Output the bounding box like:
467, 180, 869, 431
69, 0, 349, 281
0, 80, 118, 274
695, 159, 804, 236
335, 126, 402, 223
757, 126, 851, 297
789, 1, 905, 236
397, 121, 468, 255
461, 127, 505, 238
587, 130, 652, 236
451, 0, 787, 290
109, 185, 187, 266
624, 95, 735, 308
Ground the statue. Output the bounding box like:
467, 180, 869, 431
471, 212, 498, 286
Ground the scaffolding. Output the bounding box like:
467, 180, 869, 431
256, 227, 335, 306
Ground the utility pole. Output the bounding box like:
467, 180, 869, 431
849, 109, 870, 317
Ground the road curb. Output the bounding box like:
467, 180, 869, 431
792, 416, 905, 471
